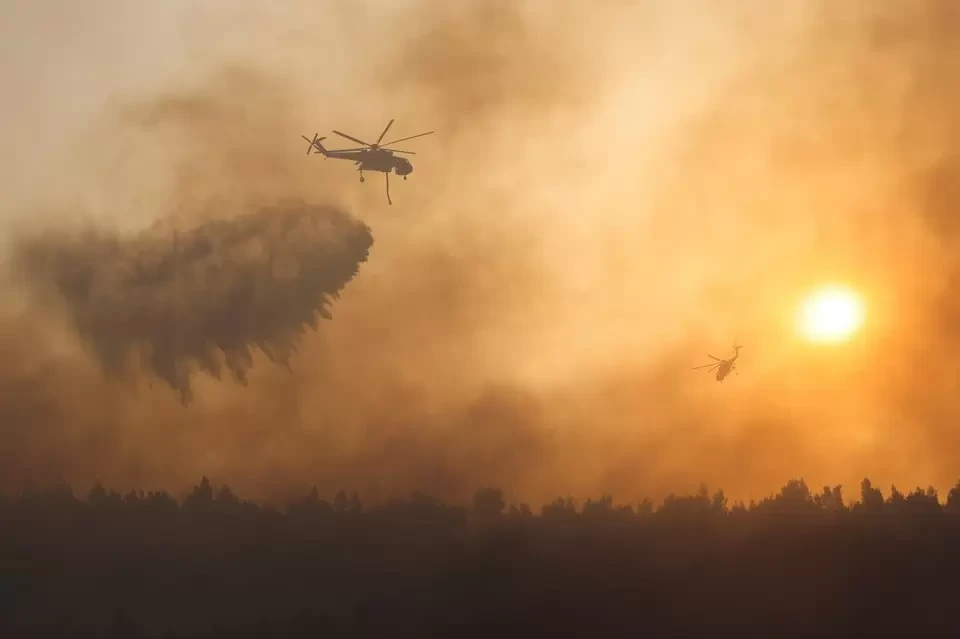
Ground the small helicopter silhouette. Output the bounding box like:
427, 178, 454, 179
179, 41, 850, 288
301, 119, 434, 205
693, 344, 742, 382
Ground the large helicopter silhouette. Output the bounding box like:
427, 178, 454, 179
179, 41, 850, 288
301, 119, 433, 205
693, 344, 742, 382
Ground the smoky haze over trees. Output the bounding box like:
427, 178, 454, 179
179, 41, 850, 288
2, 476, 960, 636
8, 0, 960, 565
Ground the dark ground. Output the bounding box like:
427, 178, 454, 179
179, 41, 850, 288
2, 477, 958, 637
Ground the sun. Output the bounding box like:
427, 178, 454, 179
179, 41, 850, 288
797, 285, 865, 343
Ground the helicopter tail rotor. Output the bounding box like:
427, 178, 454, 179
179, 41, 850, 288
301, 134, 328, 156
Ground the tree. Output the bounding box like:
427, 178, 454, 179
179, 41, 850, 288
542, 496, 578, 518
752, 479, 818, 515
472, 487, 505, 521
904, 486, 941, 514
88, 481, 122, 510
946, 479, 960, 514
146, 491, 178, 514
582, 494, 614, 518
89, 481, 107, 505
887, 485, 906, 512
616, 504, 635, 517
780, 478, 812, 504
287, 487, 334, 518
636, 498, 654, 516
507, 503, 533, 518
182, 477, 214, 513
711, 489, 729, 513
659, 492, 711, 519
348, 491, 363, 514
815, 485, 845, 512
860, 478, 884, 512
334, 489, 348, 513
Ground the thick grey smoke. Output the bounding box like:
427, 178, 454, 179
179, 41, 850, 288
14, 205, 373, 403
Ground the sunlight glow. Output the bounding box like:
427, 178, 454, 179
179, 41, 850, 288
798, 286, 865, 344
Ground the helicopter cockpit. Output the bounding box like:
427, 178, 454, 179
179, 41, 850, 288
395, 157, 413, 176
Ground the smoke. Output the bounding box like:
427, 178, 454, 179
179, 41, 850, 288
376, 0, 603, 134
6, 0, 960, 505
13, 205, 373, 403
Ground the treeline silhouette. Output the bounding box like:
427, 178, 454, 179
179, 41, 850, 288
3, 476, 960, 637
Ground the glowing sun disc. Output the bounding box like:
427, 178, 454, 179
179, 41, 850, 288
798, 286, 865, 343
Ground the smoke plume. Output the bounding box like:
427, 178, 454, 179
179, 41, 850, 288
14, 205, 373, 403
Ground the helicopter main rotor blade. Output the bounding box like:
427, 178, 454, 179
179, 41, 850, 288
327, 147, 368, 153
376, 119, 395, 145
708, 355, 721, 361
693, 363, 721, 370
333, 130, 372, 147
381, 148, 415, 155
382, 131, 434, 146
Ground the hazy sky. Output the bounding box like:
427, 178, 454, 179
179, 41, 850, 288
2, 0, 960, 506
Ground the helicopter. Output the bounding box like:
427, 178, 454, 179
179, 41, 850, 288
693, 344, 742, 382
301, 119, 433, 205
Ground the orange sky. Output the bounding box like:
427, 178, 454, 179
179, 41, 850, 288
2, 1, 960, 506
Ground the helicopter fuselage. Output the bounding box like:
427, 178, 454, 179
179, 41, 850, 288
716, 361, 732, 381
326, 149, 413, 176
715, 349, 739, 382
